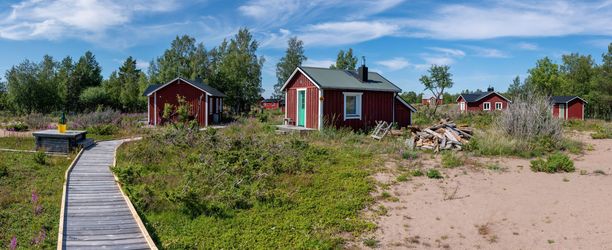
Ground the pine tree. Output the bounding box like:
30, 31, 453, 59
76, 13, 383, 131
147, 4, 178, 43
274, 37, 306, 99
330, 48, 358, 70
118, 57, 142, 112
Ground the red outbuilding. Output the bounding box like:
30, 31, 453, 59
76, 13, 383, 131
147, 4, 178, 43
551, 96, 587, 120
143, 77, 226, 127
280, 65, 417, 130
456, 88, 511, 112
422, 96, 443, 106
261, 99, 285, 111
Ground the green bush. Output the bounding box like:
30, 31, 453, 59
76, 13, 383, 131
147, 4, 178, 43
401, 150, 419, 160
0, 164, 7, 178
4, 121, 28, 132
427, 169, 442, 179
530, 152, 575, 173
410, 169, 424, 177
33, 151, 46, 165
441, 151, 463, 168
87, 124, 119, 135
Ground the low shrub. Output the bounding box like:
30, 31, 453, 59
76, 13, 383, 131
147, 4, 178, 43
401, 150, 419, 160
87, 124, 119, 135
71, 109, 121, 129
591, 125, 612, 139
530, 152, 574, 173
427, 169, 442, 179
363, 237, 379, 248
410, 169, 424, 177
24, 113, 51, 130
467, 129, 582, 158
33, 151, 47, 165
441, 151, 463, 168
0, 164, 7, 178
498, 92, 562, 141
4, 122, 28, 132
396, 174, 409, 182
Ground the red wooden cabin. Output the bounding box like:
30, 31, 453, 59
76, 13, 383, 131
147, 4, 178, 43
280, 65, 417, 130
261, 99, 285, 111
456, 88, 511, 112
421, 96, 443, 105
143, 77, 226, 127
551, 96, 587, 120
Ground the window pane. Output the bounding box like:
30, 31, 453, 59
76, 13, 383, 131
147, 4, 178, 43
346, 96, 356, 115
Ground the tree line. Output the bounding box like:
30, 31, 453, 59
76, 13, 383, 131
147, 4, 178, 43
0, 28, 264, 114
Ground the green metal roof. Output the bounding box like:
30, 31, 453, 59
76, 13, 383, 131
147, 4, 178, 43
299, 66, 402, 92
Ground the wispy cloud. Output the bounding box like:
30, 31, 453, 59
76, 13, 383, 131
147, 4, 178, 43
303, 58, 335, 68
466, 46, 509, 58
0, 0, 180, 41
376, 57, 410, 70
300, 21, 399, 46
428, 47, 465, 57
399, 1, 612, 39
517, 42, 538, 50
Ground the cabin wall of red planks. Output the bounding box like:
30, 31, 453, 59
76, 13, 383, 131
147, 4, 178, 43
395, 100, 412, 128
284, 73, 319, 129
323, 90, 395, 130
457, 93, 509, 112
148, 79, 208, 126
552, 99, 585, 120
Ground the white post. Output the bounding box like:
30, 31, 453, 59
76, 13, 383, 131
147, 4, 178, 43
318, 89, 323, 130
154, 93, 157, 126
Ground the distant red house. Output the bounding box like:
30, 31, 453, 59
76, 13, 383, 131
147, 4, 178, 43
421, 96, 443, 105
281, 65, 417, 130
551, 96, 587, 120
143, 77, 226, 127
456, 88, 511, 112
261, 99, 285, 112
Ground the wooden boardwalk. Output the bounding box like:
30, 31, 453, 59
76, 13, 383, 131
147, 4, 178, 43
61, 140, 153, 250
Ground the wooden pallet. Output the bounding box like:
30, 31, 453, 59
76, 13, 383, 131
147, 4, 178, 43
371, 121, 392, 140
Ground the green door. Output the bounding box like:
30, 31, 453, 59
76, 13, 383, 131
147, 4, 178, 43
297, 90, 306, 127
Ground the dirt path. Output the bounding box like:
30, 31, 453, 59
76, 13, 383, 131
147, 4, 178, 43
362, 133, 612, 249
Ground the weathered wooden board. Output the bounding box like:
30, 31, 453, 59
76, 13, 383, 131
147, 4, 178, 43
62, 140, 152, 250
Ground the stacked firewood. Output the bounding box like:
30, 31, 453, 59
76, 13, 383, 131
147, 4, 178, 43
406, 119, 473, 151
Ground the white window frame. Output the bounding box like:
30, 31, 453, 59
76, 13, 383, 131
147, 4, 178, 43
495, 102, 502, 110
343, 92, 363, 120
483, 102, 491, 111
460, 101, 465, 111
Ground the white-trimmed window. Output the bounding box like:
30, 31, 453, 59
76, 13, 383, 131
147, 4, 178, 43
495, 102, 502, 110
343, 92, 363, 120
460, 102, 465, 111
483, 102, 491, 111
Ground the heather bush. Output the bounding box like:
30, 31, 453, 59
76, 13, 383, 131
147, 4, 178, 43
24, 113, 52, 130
70, 109, 122, 129
87, 124, 119, 135
3, 122, 28, 132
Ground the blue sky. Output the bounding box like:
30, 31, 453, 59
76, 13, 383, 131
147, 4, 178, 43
0, 0, 611, 98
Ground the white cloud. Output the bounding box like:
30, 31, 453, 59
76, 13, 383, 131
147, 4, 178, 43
0, 0, 180, 41
399, 1, 612, 39
517, 42, 538, 50
376, 57, 410, 71
136, 59, 150, 70
303, 59, 335, 68
422, 56, 454, 66
300, 21, 399, 46
428, 47, 465, 57
466, 46, 509, 58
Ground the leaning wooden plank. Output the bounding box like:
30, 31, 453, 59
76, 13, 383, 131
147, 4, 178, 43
424, 128, 444, 139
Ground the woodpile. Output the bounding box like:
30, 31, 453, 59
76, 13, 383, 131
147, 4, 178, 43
406, 119, 473, 151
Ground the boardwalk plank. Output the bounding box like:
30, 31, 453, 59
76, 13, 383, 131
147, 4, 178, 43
62, 140, 151, 250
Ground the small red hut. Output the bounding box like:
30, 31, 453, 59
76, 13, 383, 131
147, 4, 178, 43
280, 65, 416, 130
456, 88, 511, 112
551, 96, 587, 120
143, 77, 226, 127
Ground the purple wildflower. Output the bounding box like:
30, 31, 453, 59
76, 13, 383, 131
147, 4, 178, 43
9, 236, 16, 250
35, 204, 43, 215
31, 228, 46, 246
31, 191, 38, 204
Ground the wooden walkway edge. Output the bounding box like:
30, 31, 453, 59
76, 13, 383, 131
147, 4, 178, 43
57, 139, 157, 250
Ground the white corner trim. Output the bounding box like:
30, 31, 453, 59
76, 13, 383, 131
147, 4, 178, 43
153, 93, 157, 126
483, 102, 491, 111
205, 96, 208, 127
318, 89, 323, 130
296, 88, 307, 127
343, 92, 363, 121
284, 90, 288, 120
147, 96, 150, 125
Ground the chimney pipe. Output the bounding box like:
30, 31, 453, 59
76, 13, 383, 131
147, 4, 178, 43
487, 86, 494, 92
358, 56, 368, 82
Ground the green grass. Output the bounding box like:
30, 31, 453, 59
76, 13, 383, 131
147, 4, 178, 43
466, 129, 583, 158
0, 151, 72, 249
530, 152, 575, 173
426, 169, 443, 179
441, 151, 464, 168
0, 137, 36, 150
114, 120, 378, 249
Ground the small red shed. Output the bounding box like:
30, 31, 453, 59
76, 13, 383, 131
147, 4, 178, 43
456, 88, 511, 112
551, 96, 587, 120
261, 99, 285, 111
143, 77, 226, 127
280, 65, 417, 130
421, 96, 443, 106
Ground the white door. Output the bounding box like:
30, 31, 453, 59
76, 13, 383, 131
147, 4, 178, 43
559, 104, 565, 119
460, 102, 465, 112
